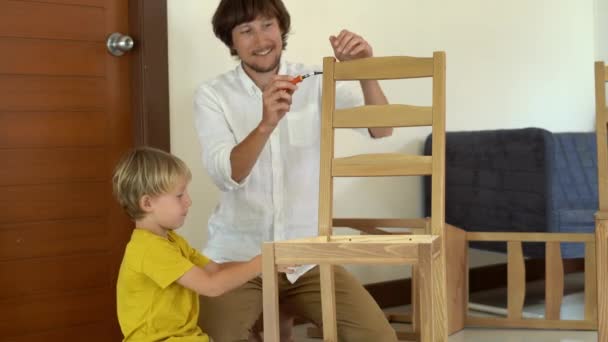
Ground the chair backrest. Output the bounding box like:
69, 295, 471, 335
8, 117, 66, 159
318, 52, 446, 238
595, 62, 608, 211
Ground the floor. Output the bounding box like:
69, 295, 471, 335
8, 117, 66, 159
293, 272, 598, 341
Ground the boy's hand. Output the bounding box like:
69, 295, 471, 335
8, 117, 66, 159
329, 29, 373, 62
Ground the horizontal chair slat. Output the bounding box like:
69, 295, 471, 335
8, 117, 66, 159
333, 105, 432, 128
328, 235, 437, 244
465, 317, 596, 331
333, 218, 428, 229
466, 232, 595, 242
273, 235, 439, 265
274, 244, 419, 265
333, 56, 433, 80
333, 218, 427, 235
275, 235, 436, 244
332, 154, 432, 177
356, 228, 424, 235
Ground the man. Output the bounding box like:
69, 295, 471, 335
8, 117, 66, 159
194, 1, 396, 341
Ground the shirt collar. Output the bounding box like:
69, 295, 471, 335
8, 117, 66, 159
236, 60, 287, 97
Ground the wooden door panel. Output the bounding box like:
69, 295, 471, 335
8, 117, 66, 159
0, 149, 108, 185
0, 38, 105, 76
0, 254, 111, 299
0, 112, 107, 148
0, 290, 115, 336
0, 1, 104, 41
25, 0, 107, 8
0, 75, 105, 111
6, 323, 115, 342
0, 218, 108, 260
0, 0, 132, 339
0, 183, 110, 223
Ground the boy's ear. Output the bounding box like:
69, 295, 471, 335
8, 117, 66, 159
139, 195, 154, 213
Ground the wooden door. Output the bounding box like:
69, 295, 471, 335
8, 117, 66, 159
0, 0, 134, 340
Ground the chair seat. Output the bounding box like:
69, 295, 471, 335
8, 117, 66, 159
272, 235, 440, 265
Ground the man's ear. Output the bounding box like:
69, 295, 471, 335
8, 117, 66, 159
139, 195, 154, 213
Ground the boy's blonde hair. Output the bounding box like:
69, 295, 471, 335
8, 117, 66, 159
112, 147, 192, 220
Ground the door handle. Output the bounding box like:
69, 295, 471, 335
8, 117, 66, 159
106, 32, 134, 56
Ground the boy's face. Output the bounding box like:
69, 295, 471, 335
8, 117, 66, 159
147, 177, 192, 231
231, 15, 283, 74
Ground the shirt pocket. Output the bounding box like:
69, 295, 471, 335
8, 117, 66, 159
287, 104, 319, 147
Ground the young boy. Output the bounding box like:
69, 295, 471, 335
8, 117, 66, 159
112, 147, 276, 341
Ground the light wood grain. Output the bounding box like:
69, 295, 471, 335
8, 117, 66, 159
333, 56, 434, 80
294, 53, 448, 341
430, 51, 447, 239
466, 232, 595, 242
595, 62, 608, 211
418, 244, 433, 342
333, 105, 432, 128
329, 235, 436, 244
545, 242, 564, 320
466, 317, 596, 330
333, 218, 429, 229
596, 219, 608, 341
446, 224, 467, 334
262, 243, 280, 341
584, 242, 597, 321
318, 57, 336, 236
274, 240, 422, 265
320, 265, 338, 341
332, 154, 432, 177
507, 241, 525, 319
411, 266, 419, 334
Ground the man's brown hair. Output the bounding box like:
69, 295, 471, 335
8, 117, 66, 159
212, 0, 291, 56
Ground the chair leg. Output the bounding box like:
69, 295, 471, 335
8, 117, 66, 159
320, 264, 338, 342
417, 244, 447, 342
411, 265, 419, 334
418, 245, 433, 342
263, 243, 280, 341
597, 219, 608, 341
433, 249, 448, 341
584, 240, 597, 323
445, 224, 467, 334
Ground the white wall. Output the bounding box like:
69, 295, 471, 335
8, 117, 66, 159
168, 0, 597, 283
596, 0, 608, 61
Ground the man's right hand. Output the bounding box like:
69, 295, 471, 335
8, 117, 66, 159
259, 75, 298, 132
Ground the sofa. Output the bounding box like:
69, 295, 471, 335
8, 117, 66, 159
424, 127, 598, 258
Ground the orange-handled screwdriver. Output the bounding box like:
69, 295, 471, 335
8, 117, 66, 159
289, 71, 323, 84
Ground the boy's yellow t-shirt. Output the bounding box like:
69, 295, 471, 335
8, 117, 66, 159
117, 229, 210, 342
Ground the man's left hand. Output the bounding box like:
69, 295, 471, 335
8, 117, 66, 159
329, 29, 373, 61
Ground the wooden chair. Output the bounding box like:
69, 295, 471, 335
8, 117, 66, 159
409, 63, 607, 333
594, 61, 608, 342
453, 62, 604, 334
353, 62, 608, 337
262, 52, 448, 341
396, 63, 607, 334
306, 62, 607, 339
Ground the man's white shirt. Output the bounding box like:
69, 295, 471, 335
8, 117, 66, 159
194, 60, 365, 282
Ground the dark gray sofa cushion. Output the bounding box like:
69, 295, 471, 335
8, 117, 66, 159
424, 128, 597, 258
